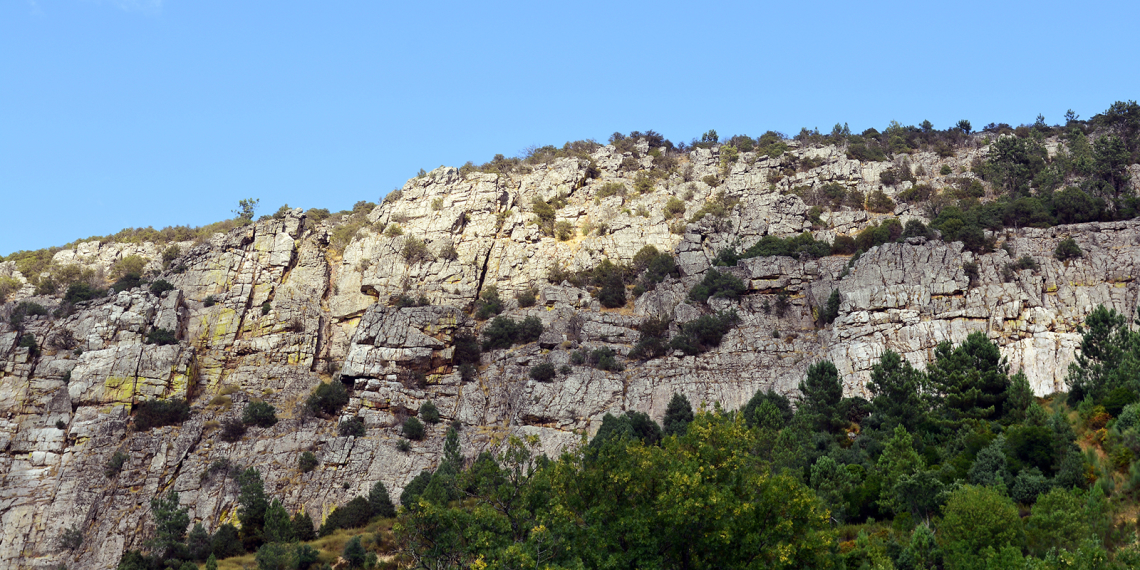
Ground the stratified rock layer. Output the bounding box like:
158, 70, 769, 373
1, 140, 1137, 568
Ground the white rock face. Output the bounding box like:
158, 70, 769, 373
0, 140, 1137, 568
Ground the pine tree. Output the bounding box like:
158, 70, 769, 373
263, 499, 293, 543
343, 536, 366, 568
291, 510, 316, 542
928, 331, 1011, 425
798, 360, 844, 432
187, 522, 212, 561
369, 480, 396, 519
237, 467, 268, 546
205, 554, 218, 570
866, 350, 928, 432
662, 392, 694, 437
148, 491, 189, 559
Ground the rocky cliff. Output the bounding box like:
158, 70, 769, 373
1, 138, 1137, 568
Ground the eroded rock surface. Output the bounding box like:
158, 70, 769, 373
1, 142, 1137, 568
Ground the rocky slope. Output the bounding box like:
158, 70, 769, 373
1, 138, 1137, 568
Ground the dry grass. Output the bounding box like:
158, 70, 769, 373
211, 518, 399, 569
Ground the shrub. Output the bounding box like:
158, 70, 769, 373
663, 197, 686, 218
397, 438, 411, 452
306, 381, 350, 416
669, 311, 740, 355
402, 236, 434, 264
338, 416, 366, 437
383, 224, 404, 238
482, 317, 518, 350
260, 301, 271, 316
298, 451, 318, 473
590, 347, 623, 372
203, 295, 217, 307
516, 316, 544, 343
516, 287, 538, 308
133, 398, 191, 431
701, 174, 720, 187
554, 221, 575, 241
111, 255, 147, 280
403, 416, 425, 441
940, 164, 953, 175
629, 316, 671, 360
146, 328, 177, 345
529, 363, 557, 382
105, 450, 129, 478
633, 172, 654, 194
17, 333, 39, 356
438, 242, 459, 261
242, 401, 278, 428
818, 289, 840, 325
64, 282, 103, 304
319, 497, 374, 536
219, 419, 247, 442
0, 276, 22, 304
149, 279, 175, 296
688, 269, 746, 303
453, 333, 481, 366
866, 189, 896, 213
475, 285, 503, 319
419, 401, 441, 424
597, 182, 626, 199
1054, 238, 1082, 261
60, 524, 83, 551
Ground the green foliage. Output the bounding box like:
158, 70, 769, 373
369, 480, 396, 519
148, 279, 174, 296
590, 410, 662, 448
148, 491, 190, 558
64, 282, 104, 303
17, 333, 39, 356
111, 255, 147, 281
242, 400, 278, 428
255, 542, 290, 570
742, 388, 794, 430
291, 511, 316, 542
59, 524, 83, 551
531, 196, 557, 236
939, 485, 1024, 570
402, 235, 434, 264
866, 350, 929, 433
342, 535, 367, 568
528, 363, 556, 382
237, 467, 269, 547
482, 316, 544, 350
306, 381, 349, 416
669, 310, 740, 355
263, 499, 293, 543
718, 232, 833, 264
133, 398, 190, 431
866, 189, 896, 212
515, 287, 537, 308
663, 196, 686, 217
0, 276, 21, 303
628, 315, 671, 361
419, 400, 441, 424
818, 289, 840, 325
663, 392, 694, 437
475, 285, 503, 319
187, 522, 211, 561
1054, 237, 1083, 260
1065, 305, 1140, 405
928, 331, 1011, 425
144, 327, 177, 345
798, 361, 845, 433
234, 198, 260, 221
220, 418, 247, 442
211, 524, 243, 559
298, 451, 318, 473
687, 268, 745, 303
338, 416, 366, 437
403, 416, 425, 441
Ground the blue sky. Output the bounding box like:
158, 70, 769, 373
2, 0, 1138, 256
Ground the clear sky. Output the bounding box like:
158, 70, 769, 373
2, 0, 1138, 256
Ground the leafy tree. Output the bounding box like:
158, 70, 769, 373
343, 535, 367, 568
590, 411, 662, 449
255, 541, 291, 570
897, 524, 941, 570
742, 388, 795, 429
148, 491, 189, 559
369, 480, 396, 519
875, 426, 923, 514
810, 455, 856, 523
400, 470, 434, 508
234, 198, 259, 221
529, 363, 556, 382
662, 392, 694, 437
968, 436, 1011, 488
798, 360, 844, 433
939, 485, 1024, 570
298, 451, 318, 473
263, 499, 292, 543
866, 350, 928, 433
927, 331, 1011, 425
1054, 237, 1083, 261
482, 316, 518, 350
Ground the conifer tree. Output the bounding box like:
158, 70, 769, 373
369, 480, 396, 519
927, 331, 1011, 425
798, 360, 844, 432
866, 350, 928, 432
263, 499, 293, 543
663, 392, 694, 437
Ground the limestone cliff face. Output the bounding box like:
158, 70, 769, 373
1, 140, 1137, 568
